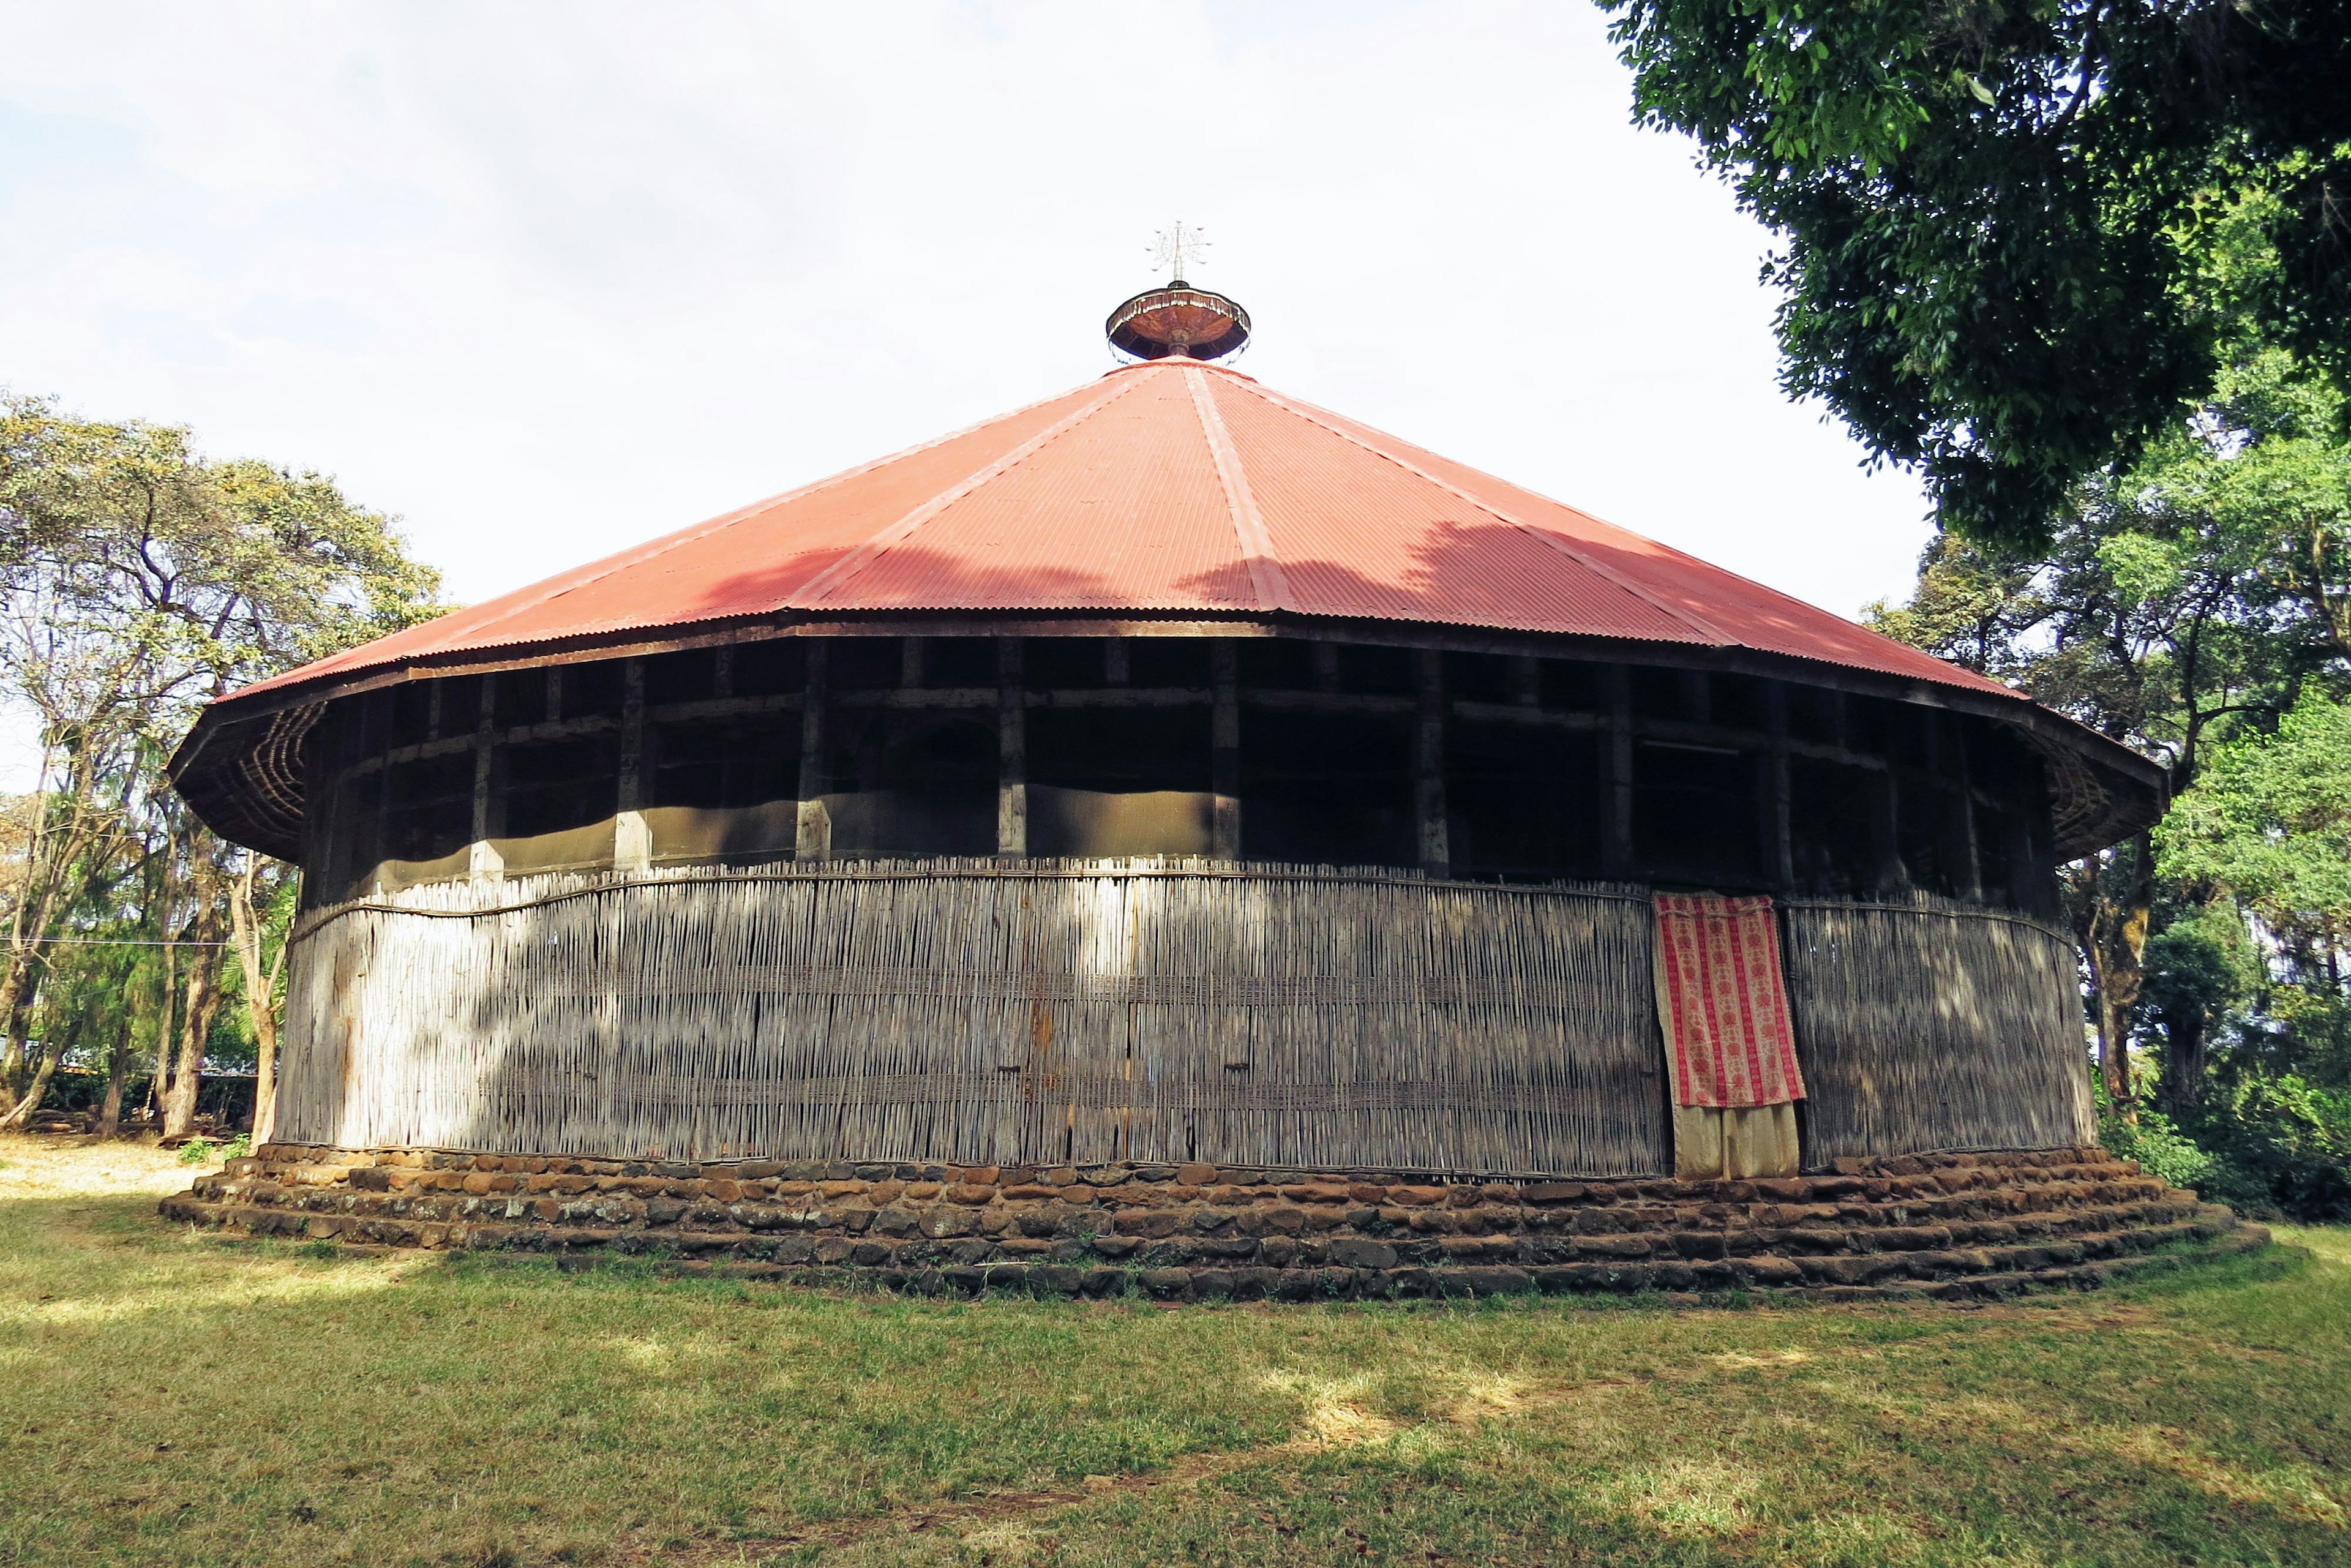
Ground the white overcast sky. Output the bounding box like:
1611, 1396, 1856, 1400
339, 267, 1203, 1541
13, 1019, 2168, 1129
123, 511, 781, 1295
0, 1, 1935, 657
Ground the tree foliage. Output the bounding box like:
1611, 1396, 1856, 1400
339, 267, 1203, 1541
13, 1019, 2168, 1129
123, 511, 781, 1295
0, 395, 441, 1135
1870, 321, 2351, 1214
1602, 0, 2351, 547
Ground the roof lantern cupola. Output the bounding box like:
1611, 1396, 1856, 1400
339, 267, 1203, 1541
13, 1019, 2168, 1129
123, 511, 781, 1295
1106, 219, 1250, 362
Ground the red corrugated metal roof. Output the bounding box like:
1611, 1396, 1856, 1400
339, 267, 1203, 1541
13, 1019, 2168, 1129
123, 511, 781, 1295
223, 356, 2011, 706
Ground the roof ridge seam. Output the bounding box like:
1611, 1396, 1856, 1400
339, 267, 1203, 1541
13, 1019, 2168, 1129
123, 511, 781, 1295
1228, 380, 1737, 647
787, 375, 1145, 610
1182, 365, 1292, 613
241, 378, 1117, 696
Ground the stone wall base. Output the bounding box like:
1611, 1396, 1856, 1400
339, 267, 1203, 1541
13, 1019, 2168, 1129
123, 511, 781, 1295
162, 1144, 2269, 1305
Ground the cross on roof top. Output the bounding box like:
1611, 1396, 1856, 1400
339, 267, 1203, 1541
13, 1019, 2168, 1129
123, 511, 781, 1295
1149, 221, 1209, 284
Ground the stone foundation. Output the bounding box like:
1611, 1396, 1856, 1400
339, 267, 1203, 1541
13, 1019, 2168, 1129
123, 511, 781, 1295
162, 1144, 2268, 1304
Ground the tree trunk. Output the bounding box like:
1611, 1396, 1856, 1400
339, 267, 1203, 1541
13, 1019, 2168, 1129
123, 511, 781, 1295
0, 1039, 61, 1129
96, 1034, 130, 1139
160, 907, 226, 1141
2158, 1003, 2208, 1114
228, 860, 283, 1142
2086, 834, 2156, 1116
149, 932, 179, 1128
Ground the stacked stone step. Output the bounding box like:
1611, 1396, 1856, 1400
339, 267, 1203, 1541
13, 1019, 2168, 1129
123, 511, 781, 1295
162, 1143, 2265, 1302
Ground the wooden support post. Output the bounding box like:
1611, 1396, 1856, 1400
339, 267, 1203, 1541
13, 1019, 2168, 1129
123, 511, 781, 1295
1602, 664, 1635, 879
1948, 715, 1982, 901
712, 645, 733, 700
901, 636, 924, 689
1764, 680, 1794, 891
470, 674, 497, 844
615, 658, 650, 871
1513, 655, 1541, 708
795, 640, 831, 861
1312, 641, 1340, 692
546, 666, 564, 724
1211, 639, 1242, 860
997, 637, 1027, 858
1870, 770, 1905, 893
1415, 648, 1450, 877
617, 659, 645, 812
1103, 637, 1129, 686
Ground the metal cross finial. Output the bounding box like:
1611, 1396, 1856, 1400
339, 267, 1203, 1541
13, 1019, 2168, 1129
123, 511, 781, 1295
1150, 221, 1209, 283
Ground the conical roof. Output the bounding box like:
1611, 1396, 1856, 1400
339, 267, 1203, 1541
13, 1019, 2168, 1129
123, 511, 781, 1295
173, 345, 2167, 862
230, 356, 2001, 702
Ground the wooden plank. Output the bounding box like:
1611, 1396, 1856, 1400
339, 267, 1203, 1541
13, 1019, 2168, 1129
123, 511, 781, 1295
1212, 640, 1242, 859
617, 659, 645, 812
1602, 664, 1635, 878
470, 674, 498, 844
795, 641, 830, 861
1416, 648, 1450, 877
997, 637, 1027, 858
1764, 680, 1794, 890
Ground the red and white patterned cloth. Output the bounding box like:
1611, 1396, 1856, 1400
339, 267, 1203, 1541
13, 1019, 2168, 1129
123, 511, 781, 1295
1653, 893, 1806, 1109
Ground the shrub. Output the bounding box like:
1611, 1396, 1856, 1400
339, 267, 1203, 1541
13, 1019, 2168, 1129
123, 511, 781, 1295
2099, 1109, 2217, 1191
2181, 1074, 2351, 1221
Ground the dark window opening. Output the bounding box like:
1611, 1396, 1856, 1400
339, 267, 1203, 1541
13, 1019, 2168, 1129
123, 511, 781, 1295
306, 769, 383, 904
310, 701, 367, 771
825, 711, 996, 857
381, 751, 476, 863
828, 637, 899, 691
1442, 651, 1515, 703
389, 683, 433, 748
495, 670, 547, 730
503, 736, 619, 839
1030, 708, 1211, 793
1339, 643, 1414, 696
1712, 673, 1771, 733
1539, 659, 1603, 712
1129, 639, 1212, 688
1237, 639, 1316, 691
1445, 722, 1601, 880
1788, 757, 1878, 898
643, 648, 717, 707
1025, 638, 1106, 691
1629, 666, 1698, 723
439, 678, 481, 738
1634, 740, 1760, 883
648, 718, 798, 810
1786, 685, 1840, 745
1894, 778, 1969, 896
1848, 696, 1929, 762
732, 639, 808, 697
923, 637, 997, 689
559, 661, 624, 721
1243, 711, 1414, 866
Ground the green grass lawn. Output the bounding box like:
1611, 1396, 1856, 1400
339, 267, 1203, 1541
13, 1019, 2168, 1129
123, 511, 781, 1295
2, 1135, 2344, 1568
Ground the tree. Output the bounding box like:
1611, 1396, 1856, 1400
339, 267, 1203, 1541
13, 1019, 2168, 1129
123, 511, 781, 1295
1868, 334, 2350, 1111
227, 854, 294, 1141
0, 396, 441, 1135
2158, 689, 2351, 958
1600, 0, 2351, 547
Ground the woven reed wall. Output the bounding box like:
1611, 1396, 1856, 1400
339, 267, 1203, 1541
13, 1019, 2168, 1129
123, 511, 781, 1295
276, 860, 1670, 1175
1781, 896, 2096, 1160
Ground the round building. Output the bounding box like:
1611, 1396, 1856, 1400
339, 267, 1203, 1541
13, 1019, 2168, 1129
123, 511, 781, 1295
167, 283, 2246, 1299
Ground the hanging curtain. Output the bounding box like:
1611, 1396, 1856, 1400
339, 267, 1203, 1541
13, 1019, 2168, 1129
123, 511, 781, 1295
1652, 892, 1805, 1178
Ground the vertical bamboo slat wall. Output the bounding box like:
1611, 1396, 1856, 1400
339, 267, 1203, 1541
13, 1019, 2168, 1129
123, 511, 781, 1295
1780, 896, 2096, 1160
276, 866, 2096, 1174
276, 860, 1670, 1174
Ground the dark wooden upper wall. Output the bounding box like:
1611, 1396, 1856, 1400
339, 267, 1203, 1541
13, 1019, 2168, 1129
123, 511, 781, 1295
301, 634, 2060, 917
